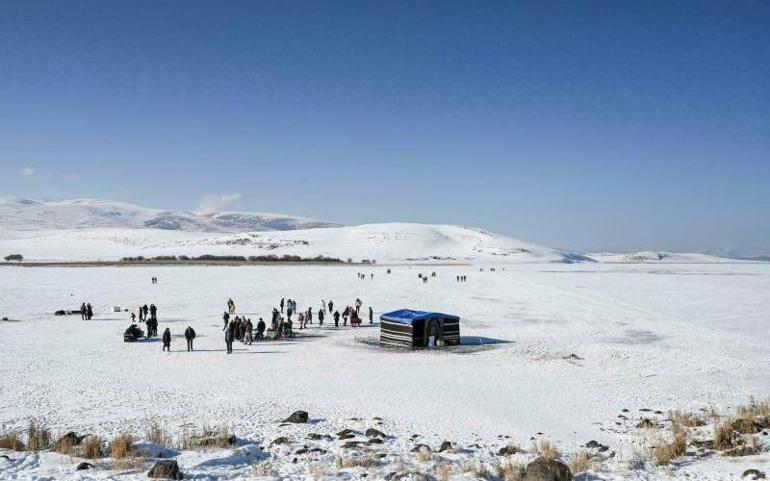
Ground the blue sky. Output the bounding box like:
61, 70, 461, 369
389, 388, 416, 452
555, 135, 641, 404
1, 1, 768, 252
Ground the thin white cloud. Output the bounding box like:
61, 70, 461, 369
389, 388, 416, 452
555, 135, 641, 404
196, 193, 243, 215
19, 167, 37, 177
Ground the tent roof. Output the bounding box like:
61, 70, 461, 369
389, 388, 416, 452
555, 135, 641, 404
380, 309, 460, 325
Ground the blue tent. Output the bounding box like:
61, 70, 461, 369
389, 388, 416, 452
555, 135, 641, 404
380, 309, 460, 347
380, 309, 460, 325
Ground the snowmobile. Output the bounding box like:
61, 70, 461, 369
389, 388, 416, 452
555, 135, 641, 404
123, 324, 145, 342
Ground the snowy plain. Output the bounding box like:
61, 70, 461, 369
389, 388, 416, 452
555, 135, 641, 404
1, 261, 769, 480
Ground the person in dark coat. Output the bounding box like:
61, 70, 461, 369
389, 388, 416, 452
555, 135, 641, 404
333, 310, 340, 327
280, 298, 285, 313
318, 309, 324, 326
328, 300, 333, 313
184, 326, 196, 351
222, 311, 230, 330
149, 304, 157, 319
225, 321, 235, 354
162, 328, 171, 351
86, 303, 93, 320
138, 305, 144, 322
80, 303, 87, 320
256, 318, 266, 340
369, 306, 373, 324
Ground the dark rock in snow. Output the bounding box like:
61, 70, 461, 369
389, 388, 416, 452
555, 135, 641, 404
411, 444, 431, 453
295, 448, 308, 455
636, 419, 656, 429
284, 411, 309, 424
524, 458, 573, 481
368, 438, 384, 444
309, 448, 328, 454
743, 469, 766, 479
270, 437, 290, 446
338, 433, 356, 440
365, 428, 386, 439
53, 432, 85, 451
439, 441, 454, 452
307, 433, 325, 441
337, 429, 355, 437
148, 460, 183, 479
498, 445, 520, 456
342, 441, 362, 449
76, 462, 93, 470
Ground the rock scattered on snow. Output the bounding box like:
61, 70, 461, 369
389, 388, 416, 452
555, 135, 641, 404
498, 445, 520, 456
635, 419, 656, 428
284, 411, 309, 424
270, 437, 290, 446
365, 428, 386, 439
75, 462, 93, 470
148, 460, 183, 479
439, 441, 455, 452
524, 458, 573, 481
743, 469, 766, 479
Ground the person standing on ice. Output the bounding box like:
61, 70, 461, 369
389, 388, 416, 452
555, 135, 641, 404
280, 298, 285, 313
162, 328, 171, 352
328, 300, 333, 313
149, 304, 157, 320
222, 311, 230, 330
131, 311, 136, 323
318, 308, 324, 325
256, 317, 265, 340
355, 298, 362, 314
80, 303, 87, 320
333, 310, 340, 327
184, 326, 196, 351
243, 318, 253, 345
86, 303, 93, 320
369, 306, 373, 324
225, 321, 235, 354
320, 300, 326, 314
142, 304, 149, 321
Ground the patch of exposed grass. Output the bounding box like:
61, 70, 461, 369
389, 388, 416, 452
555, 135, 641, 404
654, 428, 687, 465
668, 410, 704, 428
568, 450, 591, 474
496, 460, 525, 481
82, 435, 103, 459
144, 420, 170, 448
714, 420, 735, 451
534, 440, 560, 461
110, 433, 135, 468
27, 420, 50, 451
334, 455, 378, 469
0, 432, 25, 451
459, 459, 490, 479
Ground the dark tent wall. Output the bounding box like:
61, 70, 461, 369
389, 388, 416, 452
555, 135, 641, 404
380, 309, 460, 348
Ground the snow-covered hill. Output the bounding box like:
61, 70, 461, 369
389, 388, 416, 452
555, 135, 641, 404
0, 197, 340, 232
0, 197, 591, 263
586, 250, 734, 263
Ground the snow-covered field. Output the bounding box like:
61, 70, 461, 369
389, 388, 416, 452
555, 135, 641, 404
1, 262, 769, 480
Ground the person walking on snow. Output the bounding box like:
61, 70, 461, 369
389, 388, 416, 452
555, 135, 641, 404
131, 311, 136, 323
80, 303, 87, 320
333, 310, 340, 327
222, 311, 230, 330
225, 321, 235, 354
162, 328, 172, 352
184, 326, 196, 351
369, 306, 374, 324
138, 305, 144, 322
355, 298, 362, 314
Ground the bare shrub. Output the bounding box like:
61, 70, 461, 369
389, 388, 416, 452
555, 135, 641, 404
253, 461, 279, 476
308, 462, 326, 481
178, 424, 232, 450
654, 428, 687, 465
534, 440, 560, 461
51, 434, 75, 455
27, 421, 51, 451
737, 398, 770, 420
568, 450, 591, 474
714, 420, 735, 450
82, 435, 103, 459
0, 432, 25, 451
145, 420, 170, 447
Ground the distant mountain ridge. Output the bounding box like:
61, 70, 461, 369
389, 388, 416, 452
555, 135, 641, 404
0, 197, 341, 233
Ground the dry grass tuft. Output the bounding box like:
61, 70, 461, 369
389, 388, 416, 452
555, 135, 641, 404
110, 433, 135, 466
437, 463, 453, 481
253, 460, 280, 476
714, 420, 735, 451
334, 455, 378, 469
0, 432, 25, 451
654, 428, 687, 465
534, 440, 560, 461
27, 421, 51, 451
568, 450, 591, 474
308, 462, 326, 481
459, 459, 490, 479
668, 410, 704, 428
178, 424, 232, 450
82, 435, 103, 459
737, 398, 770, 420
144, 420, 170, 448
496, 460, 525, 481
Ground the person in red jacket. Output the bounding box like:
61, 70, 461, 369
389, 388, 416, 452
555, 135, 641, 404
162, 328, 171, 352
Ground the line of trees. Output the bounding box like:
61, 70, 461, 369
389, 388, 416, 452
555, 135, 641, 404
120, 254, 343, 263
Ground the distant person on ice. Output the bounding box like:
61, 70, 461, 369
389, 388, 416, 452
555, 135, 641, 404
280, 298, 285, 313
222, 311, 230, 330
80, 303, 87, 320
86, 303, 93, 320
256, 317, 265, 340
369, 306, 373, 324
333, 310, 340, 327
184, 326, 196, 351
225, 320, 235, 354
162, 328, 172, 352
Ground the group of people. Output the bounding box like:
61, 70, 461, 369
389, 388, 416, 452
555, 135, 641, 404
356, 272, 374, 280
456, 275, 468, 282
132, 303, 159, 337
80, 303, 94, 320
